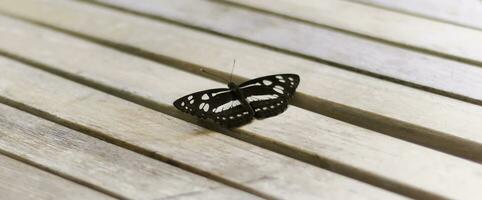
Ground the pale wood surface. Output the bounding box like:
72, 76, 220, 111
223, 0, 482, 66
0, 55, 404, 199
0, 154, 115, 200
349, 0, 482, 30
1, 14, 482, 200
92, 0, 482, 106
2, 0, 480, 163
0, 103, 256, 200
0, 0, 481, 199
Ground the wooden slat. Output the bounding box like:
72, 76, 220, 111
221, 0, 482, 66
91, 0, 482, 106
0, 154, 114, 200
0, 103, 255, 200
0, 14, 481, 200
2, 0, 480, 163
349, 0, 482, 30
0, 57, 402, 200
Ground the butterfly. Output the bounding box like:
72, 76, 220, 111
173, 74, 300, 128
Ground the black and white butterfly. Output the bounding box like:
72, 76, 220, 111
173, 74, 300, 128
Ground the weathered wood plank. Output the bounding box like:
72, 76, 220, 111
2, 0, 481, 163
348, 0, 482, 30
0, 57, 403, 200
91, 0, 482, 106
0, 103, 256, 200
0, 16, 481, 200
0, 153, 114, 200
221, 0, 482, 66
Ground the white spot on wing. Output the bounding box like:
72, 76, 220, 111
181, 102, 185, 106
199, 102, 205, 109
189, 99, 195, 104
276, 75, 283, 79
187, 95, 193, 100
240, 82, 262, 89
288, 77, 294, 81
203, 104, 209, 112
246, 94, 279, 102
214, 100, 241, 113
212, 90, 230, 97
274, 85, 284, 94
279, 79, 286, 83
202, 94, 210, 100
263, 80, 272, 86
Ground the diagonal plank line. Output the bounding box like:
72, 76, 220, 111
1, 10, 480, 167
0, 85, 276, 200
2, 11, 482, 167
0, 37, 442, 200
211, 0, 482, 68
0, 1, 480, 198
0, 139, 126, 200
0, 50, 275, 199
80, 0, 482, 107
344, 0, 482, 32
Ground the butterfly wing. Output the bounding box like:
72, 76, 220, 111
173, 88, 253, 127
239, 74, 299, 119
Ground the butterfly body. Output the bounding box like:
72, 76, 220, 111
227, 82, 255, 116
174, 74, 300, 128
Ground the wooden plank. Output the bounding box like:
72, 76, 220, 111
220, 0, 482, 66
2, 0, 481, 163
348, 0, 482, 30
0, 15, 481, 200
0, 154, 114, 200
0, 57, 403, 200
0, 104, 256, 200
91, 0, 482, 106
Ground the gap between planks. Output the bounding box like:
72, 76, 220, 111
0, 56, 407, 200
0, 142, 126, 200
0, 1, 480, 198
0, 50, 436, 200
345, 0, 482, 32
0, 89, 275, 200
0, 101, 262, 200
85, 0, 482, 106
1, 15, 482, 199
216, 0, 482, 69
0, 0, 481, 166
72, 0, 482, 163
0, 154, 115, 200
1, 4, 481, 165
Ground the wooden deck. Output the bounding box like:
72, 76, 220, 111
0, 0, 481, 199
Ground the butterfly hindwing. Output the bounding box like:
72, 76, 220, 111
173, 88, 253, 127
174, 73, 300, 127
239, 74, 299, 119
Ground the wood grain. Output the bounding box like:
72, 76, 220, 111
348, 0, 482, 30
1, 0, 481, 163
91, 0, 482, 106
0, 56, 403, 200
0, 16, 481, 200
0, 103, 256, 200
222, 0, 482, 66
0, 153, 114, 200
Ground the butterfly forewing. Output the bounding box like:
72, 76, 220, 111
239, 74, 299, 119
174, 73, 300, 128
173, 88, 253, 127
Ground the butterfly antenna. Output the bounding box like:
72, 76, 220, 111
229, 59, 236, 82
200, 68, 229, 82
